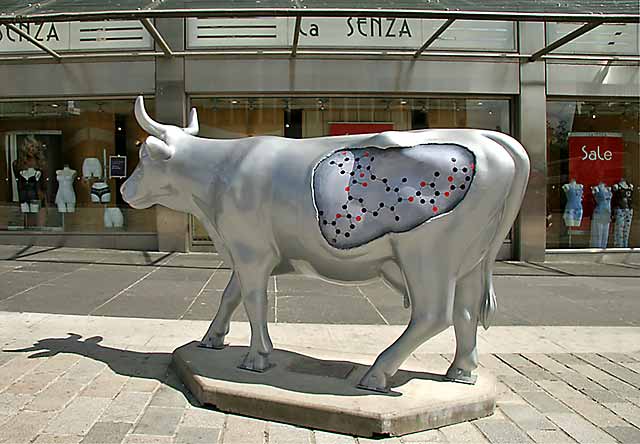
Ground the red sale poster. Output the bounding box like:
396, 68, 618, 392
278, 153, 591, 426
568, 132, 624, 223
329, 123, 394, 136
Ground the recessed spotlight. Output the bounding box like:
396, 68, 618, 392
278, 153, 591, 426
231, 100, 238, 104
592, 114, 597, 119
477, 102, 483, 106
285, 123, 290, 128
400, 100, 407, 105
50, 104, 59, 108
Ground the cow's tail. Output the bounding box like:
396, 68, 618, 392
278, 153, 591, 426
479, 131, 530, 329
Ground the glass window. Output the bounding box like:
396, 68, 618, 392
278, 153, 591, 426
189, 96, 511, 244
0, 99, 156, 234
547, 99, 640, 249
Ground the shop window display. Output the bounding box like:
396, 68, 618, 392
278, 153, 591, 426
547, 100, 639, 249
0, 100, 156, 234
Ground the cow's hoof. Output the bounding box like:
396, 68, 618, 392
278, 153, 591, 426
199, 333, 226, 349
238, 351, 272, 373
357, 369, 390, 393
445, 367, 477, 385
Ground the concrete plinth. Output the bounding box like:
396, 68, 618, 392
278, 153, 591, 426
172, 342, 496, 437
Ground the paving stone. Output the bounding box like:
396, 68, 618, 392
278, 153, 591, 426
400, 429, 446, 442
0, 392, 34, 416
122, 377, 160, 393
266, 422, 312, 444
34, 354, 82, 375
175, 426, 220, 444
523, 354, 572, 375
547, 413, 618, 444
603, 402, 640, 428
222, 416, 265, 444
581, 388, 625, 404
100, 391, 152, 423
122, 435, 175, 444
149, 384, 189, 408
602, 426, 640, 444
25, 378, 86, 412
499, 403, 557, 432
526, 430, 576, 444
518, 391, 571, 414
439, 421, 490, 443
81, 422, 132, 444
549, 354, 585, 367
133, 406, 184, 436
599, 353, 639, 364
5, 370, 64, 395
79, 371, 128, 398
0, 410, 53, 444
499, 374, 541, 392
357, 436, 402, 444
180, 408, 226, 428
577, 354, 640, 389
474, 418, 534, 443
61, 359, 106, 385
0, 356, 44, 392
45, 396, 109, 435
313, 430, 357, 444
33, 434, 84, 444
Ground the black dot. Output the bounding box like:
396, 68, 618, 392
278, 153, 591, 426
394, 187, 399, 192
322, 220, 328, 225
434, 172, 440, 177
453, 167, 458, 172
330, 161, 335, 165
357, 165, 362, 169
402, 178, 407, 183
359, 198, 364, 203
345, 158, 349, 161
450, 185, 456, 190
379, 202, 385, 207
366, 166, 371, 170
373, 211, 378, 216
352, 180, 357, 184
348, 196, 353, 201
465, 176, 471, 181
460, 184, 466, 190
362, 208, 367, 213
390, 206, 395, 211
382, 178, 388, 183
338, 163, 343, 168
462, 167, 468, 173
340, 170, 345, 174
345, 232, 350, 238
386, 187, 391, 192
350, 172, 355, 176
319, 211, 324, 216
342, 205, 347, 210
355, 157, 360, 161
336, 229, 341, 234
350, 224, 355, 229
430, 199, 435, 204
420, 199, 426, 204
397, 197, 403, 202
435, 191, 440, 196
331, 221, 336, 226
451, 158, 456, 162
416, 191, 422, 196
395, 216, 400, 221
371, 175, 376, 180
347, 214, 352, 218
370, 157, 375, 161
430, 182, 436, 188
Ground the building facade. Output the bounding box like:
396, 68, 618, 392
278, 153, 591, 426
0, 7, 638, 261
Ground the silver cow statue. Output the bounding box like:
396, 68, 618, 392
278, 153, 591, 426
122, 97, 530, 392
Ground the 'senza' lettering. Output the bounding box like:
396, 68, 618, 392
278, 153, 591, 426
346, 17, 412, 38
0, 22, 60, 43
581, 145, 613, 161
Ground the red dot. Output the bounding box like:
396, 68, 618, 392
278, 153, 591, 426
344, 186, 350, 192
360, 173, 365, 178
364, 152, 369, 157
471, 163, 475, 170
342, 151, 347, 155
444, 191, 450, 197
336, 214, 342, 219
356, 216, 362, 222
432, 206, 438, 212
362, 182, 368, 187
420, 181, 426, 187
448, 176, 454, 182
408, 196, 414, 202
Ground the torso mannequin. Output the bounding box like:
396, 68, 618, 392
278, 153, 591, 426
55, 166, 77, 213
590, 182, 612, 248
17, 167, 42, 213
562, 179, 584, 227
612, 179, 634, 210
612, 179, 635, 248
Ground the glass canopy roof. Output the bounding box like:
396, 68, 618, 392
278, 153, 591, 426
0, 0, 638, 23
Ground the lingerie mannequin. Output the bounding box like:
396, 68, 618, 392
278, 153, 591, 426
17, 167, 42, 213
612, 178, 634, 248
104, 207, 124, 228
82, 157, 102, 179
90, 182, 111, 203
590, 182, 612, 248
562, 179, 583, 227
55, 165, 77, 213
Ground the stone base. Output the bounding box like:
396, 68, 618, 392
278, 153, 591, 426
172, 342, 496, 437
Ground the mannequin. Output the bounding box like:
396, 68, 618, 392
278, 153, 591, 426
104, 207, 124, 228
590, 182, 612, 248
90, 182, 111, 203
55, 165, 77, 213
82, 157, 102, 179
15, 166, 42, 213
562, 179, 584, 227
612, 178, 634, 248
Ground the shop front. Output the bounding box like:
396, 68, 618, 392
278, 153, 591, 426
0, 2, 638, 260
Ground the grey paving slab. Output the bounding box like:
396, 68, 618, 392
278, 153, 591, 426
100, 391, 152, 423
0, 410, 54, 444
603, 426, 640, 444
81, 422, 132, 444
175, 426, 220, 444
180, 408, 226, 429
133, 406, 185, 436
33, 434, 84, 444
180, 289, 276, 323
223, 416, 265, 444
275, 275, 361, 296
499, 403, 558, 432
438, 422, 490, 443
358, 282, 410, 325
494, 262, 564, 276
547, 413, 618, 444
517, 391, 572, 414
539, 262, 640, 277
276, 292, 383, 324
473, 418, 534, 443
45, 396, 109, 435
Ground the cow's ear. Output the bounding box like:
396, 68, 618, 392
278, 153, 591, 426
145, 136, 174, 160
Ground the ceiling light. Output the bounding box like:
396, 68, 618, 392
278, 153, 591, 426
231, 100, 238, 104
400, 100, 407, 105
50, 103, 59, 108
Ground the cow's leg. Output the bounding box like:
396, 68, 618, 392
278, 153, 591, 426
236, 263, 275, 372
446, 264, 482, 384
200, 272, 241, 349
359, 251, 454, 392
381, 260, 410, 308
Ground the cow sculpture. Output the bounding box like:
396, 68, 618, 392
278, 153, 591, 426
122, 97, 530, 393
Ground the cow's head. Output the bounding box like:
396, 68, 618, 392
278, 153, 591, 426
121, 96, 199, 212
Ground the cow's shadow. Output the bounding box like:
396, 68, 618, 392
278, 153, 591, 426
7, 333, 448, 400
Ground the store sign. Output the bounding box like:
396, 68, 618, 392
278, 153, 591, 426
109, 156, 127, 179
568, 132, 624, 216
187, 18, 515, 51
0, 21, 153, 53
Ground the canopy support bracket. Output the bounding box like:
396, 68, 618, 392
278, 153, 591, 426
413, 18, 455, 58
291, 16, 302, 58
141, 18, 174, 57
529, 20, 604, 61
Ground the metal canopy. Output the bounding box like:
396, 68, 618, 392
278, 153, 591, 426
0, 0, 638, 62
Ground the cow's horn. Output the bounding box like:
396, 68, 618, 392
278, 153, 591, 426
134, 96, 167, 138
184, 107, 199, 136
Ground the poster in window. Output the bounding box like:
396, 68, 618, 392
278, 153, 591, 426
109, 156, 127, 179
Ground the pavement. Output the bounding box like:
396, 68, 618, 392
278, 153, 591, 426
0, 245, 639, 443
